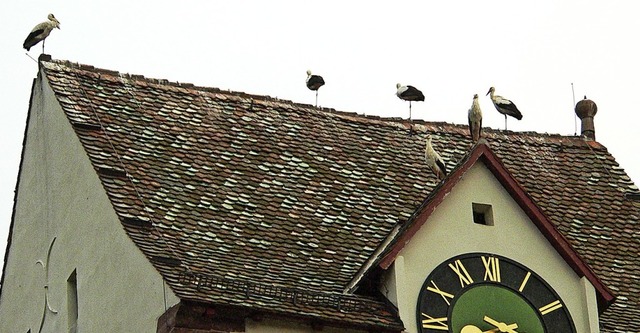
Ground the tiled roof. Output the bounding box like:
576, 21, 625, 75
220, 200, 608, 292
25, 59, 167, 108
40, 58, 640, 332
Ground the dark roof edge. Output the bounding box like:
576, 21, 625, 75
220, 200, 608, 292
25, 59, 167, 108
376, 141, 616, 310
162, 298, 404, 333
174, 270, 403, 328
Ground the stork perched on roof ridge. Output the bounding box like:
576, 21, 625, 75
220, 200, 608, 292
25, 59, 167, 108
468, 94, 483, 143
396, 83, 424, 120
425, 134, 447, 181
306, 70, 325, 107
23, 14, 61, 53
486, 86, 522, 130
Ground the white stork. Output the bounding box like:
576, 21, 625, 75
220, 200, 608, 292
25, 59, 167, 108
306, 70, 325, 107
468, 94, 483, 142
396, 83, 424, 120
425, 134, 447, 181
23, 14, 61, 53
486, 86, 522, 130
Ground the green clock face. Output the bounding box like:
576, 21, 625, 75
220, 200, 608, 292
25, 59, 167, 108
417, 253, 576, 333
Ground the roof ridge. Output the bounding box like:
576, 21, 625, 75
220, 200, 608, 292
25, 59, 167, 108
44, 56, 338, 111
46, 58, 120, 77
41, 56, 599, 145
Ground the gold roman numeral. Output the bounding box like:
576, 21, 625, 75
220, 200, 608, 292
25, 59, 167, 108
518, 271, 531, 292
421, 313, 448, 330
426, 280, 454, 306
482, 256, 501, 282
539, 300, 563, 315
448, 259, 474, 287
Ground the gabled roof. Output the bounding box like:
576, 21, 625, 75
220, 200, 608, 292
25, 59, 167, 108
376, 141, 614, 308
37, 57, 640, 331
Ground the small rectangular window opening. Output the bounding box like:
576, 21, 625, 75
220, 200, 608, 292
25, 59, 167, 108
472, 203, 494, 226
67, 270, 78, 333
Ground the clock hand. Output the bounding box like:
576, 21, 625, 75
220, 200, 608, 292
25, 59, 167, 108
460, 325, 483, 333
461, 324, 512, 333
483, 316, 519, 333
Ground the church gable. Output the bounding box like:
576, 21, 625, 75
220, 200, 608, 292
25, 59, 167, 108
380, 146, 610, 333
0, 63, 178, 332
379, 144, 612, 306
4, 56, 635, 332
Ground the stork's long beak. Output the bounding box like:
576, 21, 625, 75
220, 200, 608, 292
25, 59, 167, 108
485, 89, 491, 96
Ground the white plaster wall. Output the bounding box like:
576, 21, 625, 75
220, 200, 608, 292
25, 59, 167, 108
0, 68, 179, 333
383, 163, 597, 333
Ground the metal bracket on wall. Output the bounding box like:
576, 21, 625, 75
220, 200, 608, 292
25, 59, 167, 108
36, 237, 58, 333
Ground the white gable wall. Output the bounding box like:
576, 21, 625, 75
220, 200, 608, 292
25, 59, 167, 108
382, 163, 599, 333
0, 69, 179, 333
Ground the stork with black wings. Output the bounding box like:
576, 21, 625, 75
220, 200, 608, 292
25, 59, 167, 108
24, 14, 61, 53
306, 70, 325, 107
396, 83, 425, 120
425, 134, 447, 181
486, 86, 522, 130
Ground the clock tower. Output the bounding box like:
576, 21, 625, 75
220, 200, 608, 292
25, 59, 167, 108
374, 144, 613, 333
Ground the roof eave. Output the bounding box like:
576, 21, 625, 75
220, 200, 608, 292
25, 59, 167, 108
158, 299, 404, 333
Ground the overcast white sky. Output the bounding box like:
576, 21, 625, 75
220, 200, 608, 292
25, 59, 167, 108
1, 1, 639, 275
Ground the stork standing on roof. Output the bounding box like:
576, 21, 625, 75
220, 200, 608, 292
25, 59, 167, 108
486, 86, 522, 130
306, 70, 325, 107
396, 83, 424, 120
23, 14, 61, 53
468, 94, 483, 143
425, 134, 447, 180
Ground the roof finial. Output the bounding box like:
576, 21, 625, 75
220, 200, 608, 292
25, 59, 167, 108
575, 96, 598, 141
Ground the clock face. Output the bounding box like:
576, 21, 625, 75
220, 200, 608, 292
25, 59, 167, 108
417, 253, 576, 333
